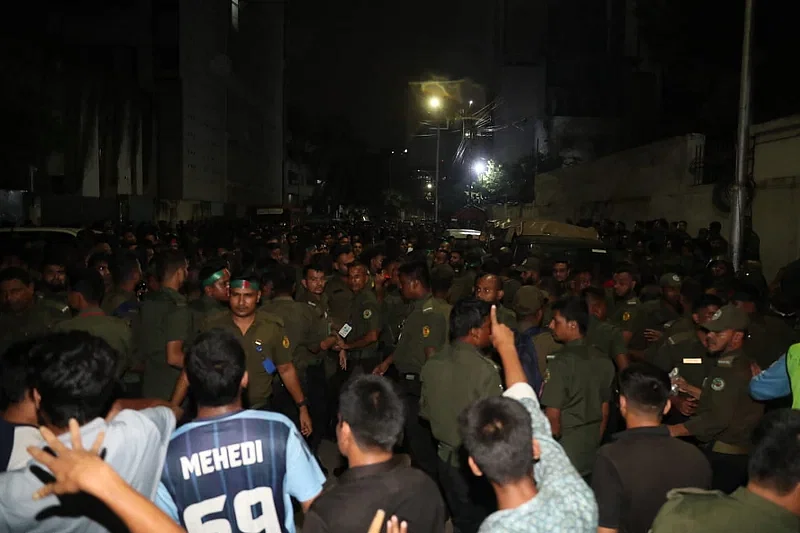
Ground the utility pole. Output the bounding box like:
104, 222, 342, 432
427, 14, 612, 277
731, 0, 754, 272
434, 124, 441, 223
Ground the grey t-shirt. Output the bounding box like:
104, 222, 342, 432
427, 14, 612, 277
0, 407, 175, 533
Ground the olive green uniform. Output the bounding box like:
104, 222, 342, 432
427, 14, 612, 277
501, 277, 521, 309
494, 303, 518, 330
344, 289, 382, 366
683, 348, 764, 451
447, 268, 476, 304
647, 329, 715, 390
0, 299, 70, 356
139, 288, 192, 401
53, 307, 133, 376
608, 295, 641, 336
101, 288, 137, 317
533, 330, 562, 378
586, 316, 626, 367
189, 295, 227, 339
421, 341, 503, 465
628, 300, 680, 351
651, 487, 800, 533
382, 286, 412, 348
540, 338, 615, 476
431, 296, 453, 337
393, 295, 449, 377
324, 275, 353, 328
260, 296, 329, 376
201, 311, 293, 409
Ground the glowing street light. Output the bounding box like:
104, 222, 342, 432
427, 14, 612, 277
426, 183, 433, 189
472, 160, 487, 176
403, 148, 408, 153
428, 96, 442, 110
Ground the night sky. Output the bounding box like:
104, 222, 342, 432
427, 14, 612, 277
286, 0, 494, 149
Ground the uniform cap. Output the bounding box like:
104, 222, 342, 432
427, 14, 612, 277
515, 256, 541, 272
513, 286, 546, 316
703, 304, 750, 332
659, 273, 682, 289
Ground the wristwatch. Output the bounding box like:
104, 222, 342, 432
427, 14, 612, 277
296, 399, 309, 408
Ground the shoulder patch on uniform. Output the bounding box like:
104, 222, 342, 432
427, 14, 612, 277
422, 306, 434, 313
363, 309, 373, 319
622, 311, 631, 322
307, 301, 317, 307
717, 359, 733, 367
627, 299, 637, 305
711, 377, 725, 391
543, 369, 551, 383
422, 325, 430, 338
282, 336, 290, 349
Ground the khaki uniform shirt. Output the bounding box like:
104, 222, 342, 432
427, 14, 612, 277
628, 300, 680, 351
382, 286, 412, 344
345, 289, 382, 361
533, 330, 562, 378
495, 303, 518, 330
393, 295, 449, 375
684, 349, 764, 449
261, 296, 329, 374
139, 288, 192, 401
101, 288, 136, 316
651, 487, 800, 533
540, 338, 615, 476
202, 311, 293, 409
0, 299, 70, 356
53, 307, 133, 375
420, 340, 503, 466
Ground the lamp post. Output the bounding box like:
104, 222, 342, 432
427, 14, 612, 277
428, 96, 442, 223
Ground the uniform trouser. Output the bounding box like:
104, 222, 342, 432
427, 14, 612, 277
437, 457, 493, 533
303, 362, 328, 455
397, 379, 439, 482
707, 450, 749, 494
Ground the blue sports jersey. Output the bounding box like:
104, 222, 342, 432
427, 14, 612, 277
156, 410, 325, 533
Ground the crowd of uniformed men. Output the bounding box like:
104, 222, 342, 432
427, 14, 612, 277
1, 219, 799, 533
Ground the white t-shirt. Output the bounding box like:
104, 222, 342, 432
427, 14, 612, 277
0, 421, 41, 472
0, 407, 175, 533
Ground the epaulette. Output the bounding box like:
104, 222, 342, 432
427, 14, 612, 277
306, 301, 317, 307
716, 358, 733, 367
256, 310, 285, 327
664, 319, 677, 329
422, 306, 434, 313
627, 299, 638, 305
665, 487, 726, 501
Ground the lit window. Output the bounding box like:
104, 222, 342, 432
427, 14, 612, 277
231, 0, 240, 31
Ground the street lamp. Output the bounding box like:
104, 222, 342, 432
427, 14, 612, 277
472, 160, 487, 176
427, 96, 443, 223
426, 183, 433, 189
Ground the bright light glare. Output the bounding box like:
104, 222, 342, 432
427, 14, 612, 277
403, 149, 408, 153
472, 160, 487, 175
469, 100, 474, 106
428, 96, 442, 110
426, 183, 433, 189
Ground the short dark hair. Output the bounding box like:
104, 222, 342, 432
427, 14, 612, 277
748, 409, 800, 495
582, 286, 606, 307
450, 297, 492, 340
480, 258, 502, 276
398, 261, 431, 290
459, 396, 534, 484
431, 266, 454, 294
186, 329, 246, 407
198, 258, 229, 285
110, 251, 142, 285
87, 252, 111, 270
68, 267, 106, 304
618, 363, 671, 415
0, 267, 32, 286
154, 250, 186, 282
42, 247, 67, 268
347, 261, 368, 275
551, 296, 589, 334
303, 257, 328, 278
26, 332, 117, 428
692, 293, 724, 314
0, 339, 38, 409
332, 244, 353, 260
270, 264, 297, 295
614, 263, 638, 278
339, 375, 405, 451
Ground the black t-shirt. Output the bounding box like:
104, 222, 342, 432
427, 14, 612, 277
592, 426, 713, 533
303, 457, 446, 533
